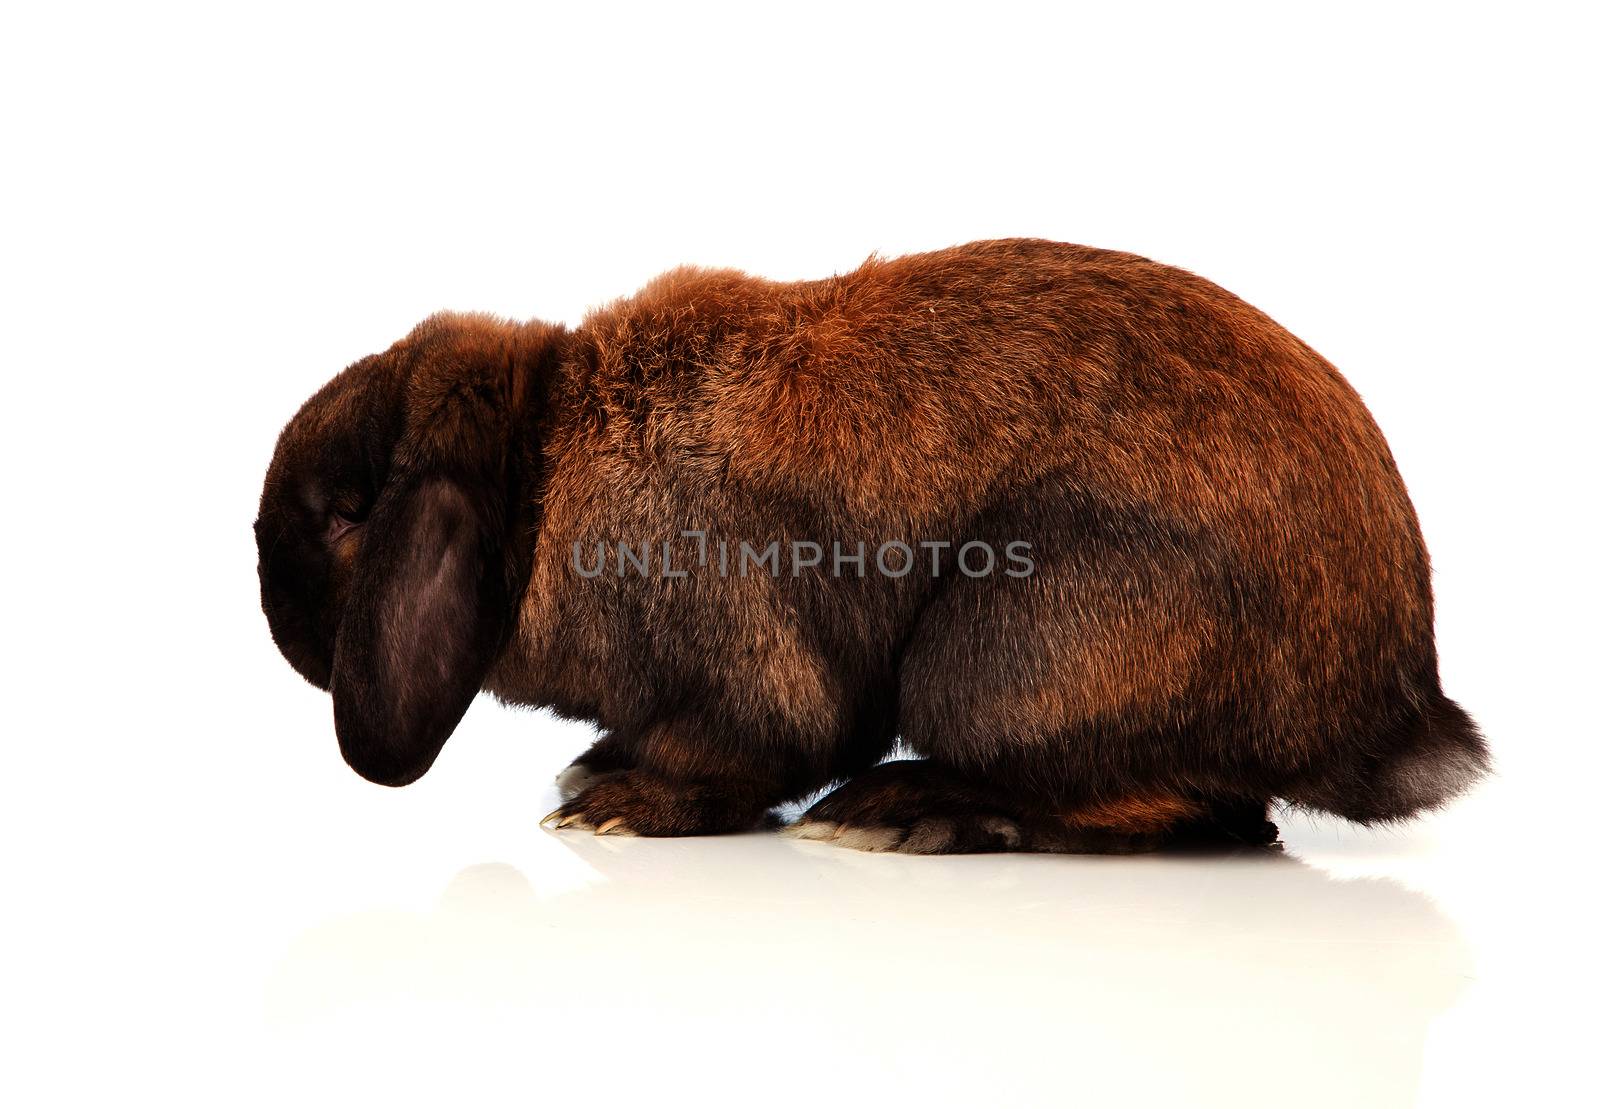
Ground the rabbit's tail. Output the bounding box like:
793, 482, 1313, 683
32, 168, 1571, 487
1287, 691, 1490, 823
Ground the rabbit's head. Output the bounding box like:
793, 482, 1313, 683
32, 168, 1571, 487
255, 313, 558, 785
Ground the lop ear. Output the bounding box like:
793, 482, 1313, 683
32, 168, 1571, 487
331, 472, 509, 786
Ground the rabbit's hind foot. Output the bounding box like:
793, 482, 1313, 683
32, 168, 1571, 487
788, 759, 1278, 855
554, 762, 602, 801
785, 759, 1037, 855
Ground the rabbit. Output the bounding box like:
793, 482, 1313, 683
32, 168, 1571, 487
255, 238, 1488, 853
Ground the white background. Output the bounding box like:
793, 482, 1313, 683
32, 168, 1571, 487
3, 2, 1596, 1106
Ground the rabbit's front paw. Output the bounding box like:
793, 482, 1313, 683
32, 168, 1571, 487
541, 769, 770, 838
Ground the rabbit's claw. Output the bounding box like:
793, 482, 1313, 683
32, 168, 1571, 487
541, 768, 768, 837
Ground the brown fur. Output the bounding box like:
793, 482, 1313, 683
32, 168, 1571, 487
1067, 796, 1207, 833
256, 239, 1487, 851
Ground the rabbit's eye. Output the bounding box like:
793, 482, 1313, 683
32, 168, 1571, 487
327, 508, 365, 542
329, 489, 370, 524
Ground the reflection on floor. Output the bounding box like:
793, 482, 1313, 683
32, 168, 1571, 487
268, 824, 1469, 1107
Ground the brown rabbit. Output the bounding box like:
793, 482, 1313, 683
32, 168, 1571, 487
255, 239, 1487, 853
